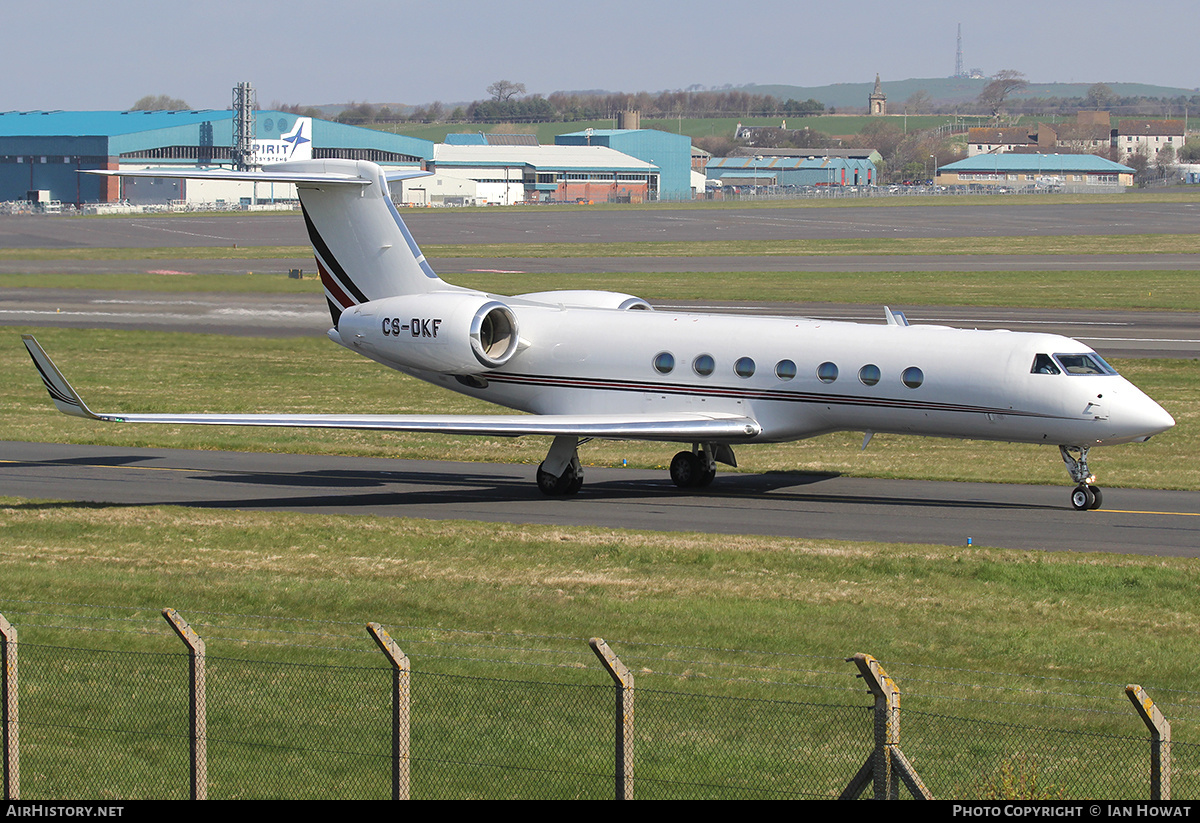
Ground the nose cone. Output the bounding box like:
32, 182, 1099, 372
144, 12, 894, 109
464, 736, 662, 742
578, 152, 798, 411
1140, 399, 1176, 438
1116, 389, 1175, 443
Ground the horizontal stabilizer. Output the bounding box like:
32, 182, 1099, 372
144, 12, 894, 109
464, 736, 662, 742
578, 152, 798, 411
82, 161, 432, 186
22, 337, 762, 442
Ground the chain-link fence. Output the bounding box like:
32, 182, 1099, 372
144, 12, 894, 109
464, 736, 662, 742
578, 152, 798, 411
1, 607, 1196, 800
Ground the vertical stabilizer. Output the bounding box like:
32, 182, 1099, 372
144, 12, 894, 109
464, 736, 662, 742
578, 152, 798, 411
275, 159, 442, 326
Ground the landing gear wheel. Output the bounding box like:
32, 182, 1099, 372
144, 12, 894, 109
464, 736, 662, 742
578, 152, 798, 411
1071, 485, 1096, 511
537, 462, 582, 496
1087, 486, 1103, 510
670, 450, 701, 489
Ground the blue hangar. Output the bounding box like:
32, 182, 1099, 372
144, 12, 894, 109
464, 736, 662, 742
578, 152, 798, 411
0, 110, 433, 205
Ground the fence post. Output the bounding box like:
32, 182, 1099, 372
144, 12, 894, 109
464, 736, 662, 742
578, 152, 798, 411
1126, 684, 1171, 800
367, 623, 410, 800
0, 613, 17, 800
589, 638, 633, 800
162, 609, 206, 800
840, 653, 932, 800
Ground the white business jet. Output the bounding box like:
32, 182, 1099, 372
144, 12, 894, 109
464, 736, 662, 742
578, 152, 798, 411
24, 159, 1174, 510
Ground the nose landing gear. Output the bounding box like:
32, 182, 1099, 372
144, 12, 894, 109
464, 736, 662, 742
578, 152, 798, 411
1060, 445, 1102, 510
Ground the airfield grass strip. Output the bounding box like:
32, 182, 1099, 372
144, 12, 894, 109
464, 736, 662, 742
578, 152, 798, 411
3, 269, 1200, 311
3, 500, 1200, 742
3, 327, 1194, 491
6, 233, 1200, 261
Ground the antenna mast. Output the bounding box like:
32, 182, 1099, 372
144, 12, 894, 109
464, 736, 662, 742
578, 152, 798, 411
231, 81, 258, 172
955, 24, 965, 78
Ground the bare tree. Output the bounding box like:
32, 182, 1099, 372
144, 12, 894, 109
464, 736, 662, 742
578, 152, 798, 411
1085, 83, 1118, 110
487, 80, 526, 102
978, 70, 1027, 117
1155, 143, 1177, 179
130, 94, 191, 111
905, 90, 931, 114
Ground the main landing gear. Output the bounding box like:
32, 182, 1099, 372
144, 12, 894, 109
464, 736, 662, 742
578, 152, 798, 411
1060, 445, 1102, 511
536, 435, 584, 496
669, 448, 716, 489
535, 438, 738, 496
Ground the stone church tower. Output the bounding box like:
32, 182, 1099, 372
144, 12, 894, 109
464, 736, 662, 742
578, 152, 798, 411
868, 74, 887, 115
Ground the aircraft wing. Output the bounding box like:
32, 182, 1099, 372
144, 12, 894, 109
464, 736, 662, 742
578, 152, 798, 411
23, 336, 761, 442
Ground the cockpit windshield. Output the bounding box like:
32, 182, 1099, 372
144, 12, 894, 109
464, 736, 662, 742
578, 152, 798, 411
1053, 353, 1118, 375
1031, 353, 1060, 374
1031, 353, 1118, 376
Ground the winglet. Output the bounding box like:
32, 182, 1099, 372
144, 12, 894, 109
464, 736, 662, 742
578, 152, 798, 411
21, 335, 102, 420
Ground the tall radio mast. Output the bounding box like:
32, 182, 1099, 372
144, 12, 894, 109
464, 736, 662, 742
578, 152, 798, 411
955, 24, 965, 78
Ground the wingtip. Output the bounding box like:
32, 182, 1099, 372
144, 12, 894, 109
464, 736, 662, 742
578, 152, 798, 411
22, 335, 99, 420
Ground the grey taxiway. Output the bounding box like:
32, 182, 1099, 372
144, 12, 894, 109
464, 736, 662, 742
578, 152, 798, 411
3, 200, 1197, 552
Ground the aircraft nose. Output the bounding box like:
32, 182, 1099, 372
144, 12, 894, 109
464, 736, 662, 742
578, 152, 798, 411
1127, 393, 1175, 440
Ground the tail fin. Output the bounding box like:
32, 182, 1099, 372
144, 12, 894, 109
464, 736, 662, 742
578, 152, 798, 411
286, 160, 443, 326
84, 159, 441, 327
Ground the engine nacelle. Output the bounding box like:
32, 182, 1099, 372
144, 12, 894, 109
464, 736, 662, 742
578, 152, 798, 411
515, 290, 652, 311
337, 292, 520, 374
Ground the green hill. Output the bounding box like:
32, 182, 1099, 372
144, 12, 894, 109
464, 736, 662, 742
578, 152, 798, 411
745, 78, 1198, 110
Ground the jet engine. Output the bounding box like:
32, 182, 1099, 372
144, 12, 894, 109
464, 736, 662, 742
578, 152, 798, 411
336, 292, 520, 374
515, 290, 653, 311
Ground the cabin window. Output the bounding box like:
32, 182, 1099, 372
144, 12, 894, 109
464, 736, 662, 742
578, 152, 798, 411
1053, 353, 1117, 376
817, 362, 838, 383
693, 354, 715, 376
1031, 354, 1060, 374
734, 357, 756, 378
775, 359, 797, 380
859, 364, 881, 386
653, 352, 675, 374
901, 366, 924, 389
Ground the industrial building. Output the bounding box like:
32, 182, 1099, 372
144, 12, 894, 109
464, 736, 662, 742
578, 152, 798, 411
706, 155, 877, 188
936, 154, 1133, 191
0, 110, 433, 206
553, 129, 694, 200
426, 143, 662, 205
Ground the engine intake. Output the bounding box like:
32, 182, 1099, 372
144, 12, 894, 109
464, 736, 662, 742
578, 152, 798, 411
337, 292, 521, 373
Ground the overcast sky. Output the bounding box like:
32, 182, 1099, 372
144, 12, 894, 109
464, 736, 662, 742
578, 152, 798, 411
5, 0, 1196, 112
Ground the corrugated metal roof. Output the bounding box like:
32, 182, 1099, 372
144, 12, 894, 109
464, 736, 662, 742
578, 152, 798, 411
941, 154, 1133, 173
433, 144, 658, 171
707, 156, 868, 171
0, 110, 229, 137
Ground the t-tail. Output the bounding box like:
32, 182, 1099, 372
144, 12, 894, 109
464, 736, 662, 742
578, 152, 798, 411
86, 158, 440, 327
288, 160, 443, 327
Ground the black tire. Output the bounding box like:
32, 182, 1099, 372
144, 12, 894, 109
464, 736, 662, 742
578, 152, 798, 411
1071, 485, 1095, 511
538, 461, 583, 496
565, 471, 584, 495
670, 450, 700, 488
1087, 486, 1103, 510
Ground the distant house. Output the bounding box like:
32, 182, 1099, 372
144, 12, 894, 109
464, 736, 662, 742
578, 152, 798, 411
968, 112, 1114, 158
1115, 119, 1185, 159
967, 126, 1039, 156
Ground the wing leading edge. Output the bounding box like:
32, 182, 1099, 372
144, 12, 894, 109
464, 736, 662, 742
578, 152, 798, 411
22, 336, 762, 442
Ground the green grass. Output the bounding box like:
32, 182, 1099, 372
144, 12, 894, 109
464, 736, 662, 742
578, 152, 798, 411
4, 328, 1195, 491
3, 501, 1200, 798
3, 267, 1199, 312
7, 231, 1200, 263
